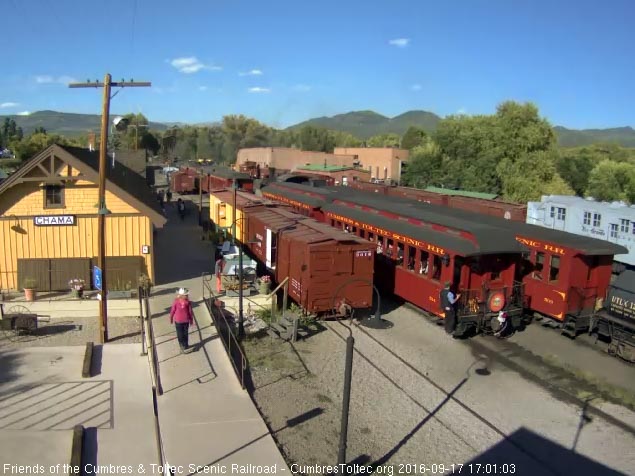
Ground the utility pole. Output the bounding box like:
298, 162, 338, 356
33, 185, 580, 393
69, 74, 151, 344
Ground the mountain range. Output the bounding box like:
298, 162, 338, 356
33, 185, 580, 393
2, 109, 634, 148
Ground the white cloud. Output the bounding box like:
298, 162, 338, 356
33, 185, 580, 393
17, 111, 31, 116
198, 86, 208, 91
169, 57, 222, 74
457, 108, 468, 115
239, 69, 263, 76
293, 84, 311, 92
411, 84, 422, 91
0, 102, 19, 108
388, 38, 410, 47
248, 87, 270, 93
35, 75, 77, 85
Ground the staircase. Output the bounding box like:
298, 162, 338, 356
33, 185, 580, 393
561, 312, 591, 338
267, 312, 309, 342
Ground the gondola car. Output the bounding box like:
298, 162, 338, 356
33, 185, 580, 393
260, 182, 628, 336
209, 189, 375, 316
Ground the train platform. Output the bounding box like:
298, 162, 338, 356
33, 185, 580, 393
150, 200, 289, 473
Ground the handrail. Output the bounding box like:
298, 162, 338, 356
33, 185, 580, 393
152, 386, 174, 475
140, 286, 162, 395
267, 276, 289, 298
201, 273, 247, 389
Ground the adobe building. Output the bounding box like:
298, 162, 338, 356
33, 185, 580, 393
293, 164, 371, 185
333, 147, 409, 185
0, 144, 166, 293
236, 147, 357, 173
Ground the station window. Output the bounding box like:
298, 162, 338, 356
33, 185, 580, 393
593, 213, 601, 227
583, 211, 591, 225
44, 185, 64, 208
620, 219, 630, 233
549, 255, 560, 282
534, 252, 545, 280
550, 207, 555, 218
610, 223, 618, 238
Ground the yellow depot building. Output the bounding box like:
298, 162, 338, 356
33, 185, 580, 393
0, 144, 166, 293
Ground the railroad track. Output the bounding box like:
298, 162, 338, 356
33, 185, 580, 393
324, 313, 635, 475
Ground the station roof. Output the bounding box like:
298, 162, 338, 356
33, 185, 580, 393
297, 164, 355, 172
0, 144, 166, 227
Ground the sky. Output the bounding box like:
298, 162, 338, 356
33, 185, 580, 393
1, 0, 633, 130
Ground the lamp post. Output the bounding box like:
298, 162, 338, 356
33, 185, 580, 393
330, 278, 386, 465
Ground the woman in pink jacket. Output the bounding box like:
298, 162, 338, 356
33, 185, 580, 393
170, 288, 194, 353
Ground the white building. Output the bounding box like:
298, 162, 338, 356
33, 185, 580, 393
527, 195, 635, 268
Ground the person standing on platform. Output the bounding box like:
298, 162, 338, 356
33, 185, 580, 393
170, 288, 194, 353
440, 281, 460, 336
215, 256, 226, 294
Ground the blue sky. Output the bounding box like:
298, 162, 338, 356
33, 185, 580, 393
1, 0, 633, 129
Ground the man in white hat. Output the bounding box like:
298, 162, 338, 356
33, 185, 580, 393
170, 288, 194, 353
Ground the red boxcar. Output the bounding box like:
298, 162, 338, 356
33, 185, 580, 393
170, 167, 198, 194
243, 207, 375, 314
200, 166, 254, 192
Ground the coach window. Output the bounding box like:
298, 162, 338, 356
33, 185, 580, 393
534, 252, 545, 280
432, 254, 442, 281
367, 232, 374, 241
359, 229, 365, 239
330, 219, 335, 227
419, 250, 430, 275
549, 255, 560, 282
386, 239, 394, 257
407, 246, 416, 271
395, 242, 404, 265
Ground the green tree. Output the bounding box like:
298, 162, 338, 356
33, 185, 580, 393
400, 126, 427, 150
366, 133, 400, 148
586, 160, 635, 203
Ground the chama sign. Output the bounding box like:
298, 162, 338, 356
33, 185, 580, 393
33, 215, 76, 226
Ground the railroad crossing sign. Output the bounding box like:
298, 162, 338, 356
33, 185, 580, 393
93, 266, 102, 291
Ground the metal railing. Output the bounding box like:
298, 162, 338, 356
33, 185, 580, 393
202, 273, 247, 389
139, 286, 163, 395
458, 282, 525, 317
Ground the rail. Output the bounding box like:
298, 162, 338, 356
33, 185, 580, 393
201, 273, 247, 389
139, 286, 163, 395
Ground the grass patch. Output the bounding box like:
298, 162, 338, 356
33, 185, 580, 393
316, 393, 332, 404
542, 354, 635, 410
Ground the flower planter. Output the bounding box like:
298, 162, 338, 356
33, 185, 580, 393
258, 282, 271, 295
24, 288, 36, 302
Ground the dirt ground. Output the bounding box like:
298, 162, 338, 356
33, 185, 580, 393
241, 300, 635, 476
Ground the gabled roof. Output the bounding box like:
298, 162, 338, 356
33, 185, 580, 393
0, 144, 166, 227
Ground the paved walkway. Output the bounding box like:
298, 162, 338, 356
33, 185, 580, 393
151, 200, 289, 474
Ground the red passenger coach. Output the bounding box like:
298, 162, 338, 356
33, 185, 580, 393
327, 186, 627, 331
321, 203, 526, 333
261, 183, 326, 221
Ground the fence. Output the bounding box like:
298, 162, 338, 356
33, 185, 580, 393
202, 273, 247, 389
